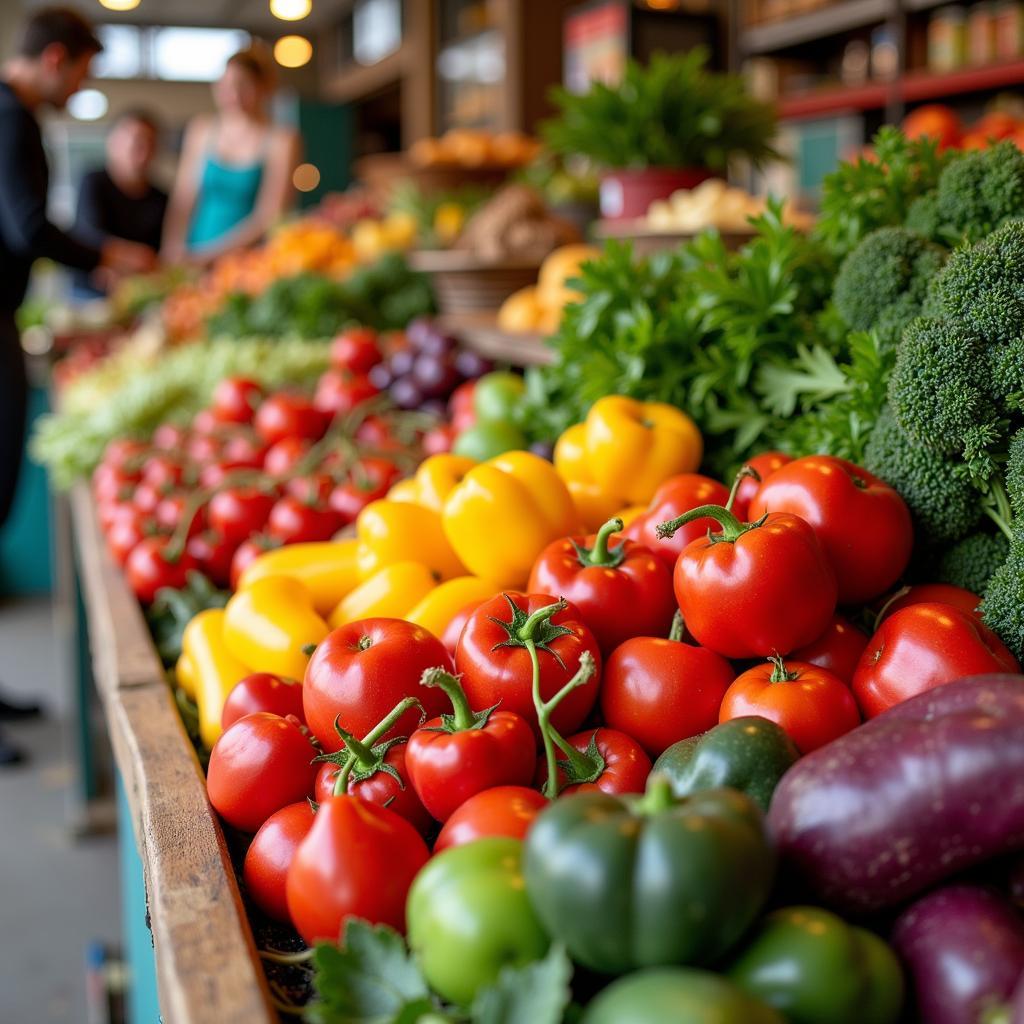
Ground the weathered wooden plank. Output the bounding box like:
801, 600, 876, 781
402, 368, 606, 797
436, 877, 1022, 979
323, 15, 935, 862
71, 484, 275, 1023
71, 484, 165, 691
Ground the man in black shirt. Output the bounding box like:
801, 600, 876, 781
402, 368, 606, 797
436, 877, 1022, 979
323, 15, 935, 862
0, 7, 155, 763
72, 109, 168, 297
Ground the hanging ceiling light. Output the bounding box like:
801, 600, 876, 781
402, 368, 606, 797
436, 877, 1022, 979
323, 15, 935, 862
270, 0, 311, 20
98, 0, 141, 9
273, 35, 313, 68
292, 163, 321, 192
68, 89, 109, 121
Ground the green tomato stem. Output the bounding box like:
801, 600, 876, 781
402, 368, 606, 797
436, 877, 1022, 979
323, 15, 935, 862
517, 599, 568, 643
581, 517, 625, 567
332, 695, 421, 797
419, 666, 475, 732
527, 638, 561, 802
726, 465, 761, 514
768, 654, 799, 683
636, 772, 676, 815
668, 610, 685, 643
656, 502, 745, 543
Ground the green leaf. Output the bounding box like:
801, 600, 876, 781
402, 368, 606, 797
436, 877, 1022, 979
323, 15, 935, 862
306, 920, 438, 1024
470, 947, 573, 1024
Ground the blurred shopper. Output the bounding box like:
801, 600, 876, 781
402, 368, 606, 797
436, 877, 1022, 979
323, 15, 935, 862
162, 43, 300, 265
72, 108, 168, 298
0, 7, 155, 764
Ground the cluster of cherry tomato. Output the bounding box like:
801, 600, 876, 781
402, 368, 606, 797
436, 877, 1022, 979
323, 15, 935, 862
90, 326, 483, 603
202, 449, 1020, 948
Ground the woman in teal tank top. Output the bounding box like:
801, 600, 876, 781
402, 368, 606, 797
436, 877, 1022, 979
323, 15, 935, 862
162, 44, 300, 265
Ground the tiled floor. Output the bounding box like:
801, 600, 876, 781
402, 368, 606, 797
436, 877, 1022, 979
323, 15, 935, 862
0, 598, 120, 1024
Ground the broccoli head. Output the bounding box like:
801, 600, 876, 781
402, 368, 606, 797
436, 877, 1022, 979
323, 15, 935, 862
887, 316, 996, 458
864, 405, 981, 544
936, 530, 1010, 595
1006, 427, 1024, 522
989, 337, 1024, 411
905, 192, 943, 242
934, 141, 1024, 245
982, 536, 1024, 660
927, 219, 1024, 346
833, 227, 946, 347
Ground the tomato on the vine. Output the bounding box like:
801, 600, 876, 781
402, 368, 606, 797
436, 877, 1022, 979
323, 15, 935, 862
267, 495, 341, 544
455, 592, 601, 737
314, 370, 379, 418
263, 436, 312, 477
328, 457, 401, 523
211, 377, 262, 424
206, 712, 318, 833
208, 486, 276, 546
528, 517, 676, 657
330, 327, 381, 374
600, 632, 735, 757
125, 537, 198, 603
229, 534, 280, 589
185, 530, 236, 588
303, 618, 452, 751
254, 393, 328, 446
719, 657, 861, 754
535, 727, 651, 796
242, 801, 314, 923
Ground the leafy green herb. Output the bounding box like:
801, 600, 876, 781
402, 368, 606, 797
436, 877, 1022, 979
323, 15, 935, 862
542, 49, 779, 172
469, 947, 573, 1024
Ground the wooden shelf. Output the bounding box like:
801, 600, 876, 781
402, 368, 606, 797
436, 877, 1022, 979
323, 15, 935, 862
739, 0, 891, 54
777, 59, 1024, 119
439, 311, 553, 366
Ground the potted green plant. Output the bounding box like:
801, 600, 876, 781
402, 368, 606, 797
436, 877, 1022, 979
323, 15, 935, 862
542, 49, 780, 220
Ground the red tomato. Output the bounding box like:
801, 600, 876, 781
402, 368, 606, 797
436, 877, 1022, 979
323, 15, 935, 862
230, 534, 281, 589
455, 592, 601, 738
154, 492, 203, 536
422, 423, 456, 455
211, 377, 262, 424
286, 795, 429, 943
133, 480, 169, 515
220, 430, 267, 469
529, 518, 676, 656
303, 618, 452, 752
192, 408, 219, 435
852, 602, 1020, 717
441, 601, 482, 657
789, 614, 869, 686
433, 785, 546, 853
142, 454, 188, 489
263, 436, 312, 477
406, 671, 536, 821
750, 455, 913, 604
185, 530, 236, 588
448, 380, 477, 433
535, 727, 652, 796
355, 415, 400, 451
330, 327, 381, 374
254, 393, 328, 446
314, 742, 433, 836
625, 474, 731, 569
125, 537, 198, 604
600, 635, 735, 757
206, 713, 318, 833
93, 461, 140, 504
314, 370, 379, 418
186, 432, 224, 465
668, 511, 838, 659
720, 658, 861, 754
267, 495, 341, 544
106, 509, 151, 567
328, 457, 402, 523
208, 486, 276, 545
877, 583, 982, 623
732, 451, 793, 521
285, 472, 335, 504
242, 801, 314, 923
222, 673, 305, 729
102, 437, 148, 469
153, 423, 189, 451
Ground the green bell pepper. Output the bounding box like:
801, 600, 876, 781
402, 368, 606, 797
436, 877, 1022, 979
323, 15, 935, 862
726, 906, 904, 1024
523, 778, 774, 975
653, 716, 800, 811
406, 837, 549, 1008
582, 967, 784, 1024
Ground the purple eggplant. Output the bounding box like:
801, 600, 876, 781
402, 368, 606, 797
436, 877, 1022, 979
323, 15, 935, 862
768, 674, 1024, 912
893, 885, 1024, 1024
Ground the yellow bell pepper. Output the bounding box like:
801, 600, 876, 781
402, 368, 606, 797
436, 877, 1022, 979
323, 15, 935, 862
407, 454, 478, 512
386, 478, 420, 504
405, 575, 499, 639
442, 450, 578, 587
553, 423, 625, 532
584, 395, 702, 505
182, 608, 250, 749
224, 575, 329, 679
328, 561, 438, 629
237, 540, 360, 617
175, 650, 198, 700
356, 499, 467, 581
616, 505, 647, 529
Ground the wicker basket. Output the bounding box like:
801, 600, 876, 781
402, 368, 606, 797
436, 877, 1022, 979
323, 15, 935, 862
410, 250, 540, 314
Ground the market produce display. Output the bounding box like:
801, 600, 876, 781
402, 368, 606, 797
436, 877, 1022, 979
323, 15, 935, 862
53, 121, 1024, 1024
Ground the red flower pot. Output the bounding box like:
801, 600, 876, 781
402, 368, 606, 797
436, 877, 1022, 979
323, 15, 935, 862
599, 167, 716, 220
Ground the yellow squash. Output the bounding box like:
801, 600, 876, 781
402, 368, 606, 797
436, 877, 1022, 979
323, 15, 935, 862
328, 561, 438, 629
237, 539, 360, 617
356, 499, 467, 581
405, 575, 499, 639
182, 608, 250, 749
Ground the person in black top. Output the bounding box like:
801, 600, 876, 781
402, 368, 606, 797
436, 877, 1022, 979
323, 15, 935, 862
72, 109, 168, 297
0, 7, 155, 764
